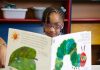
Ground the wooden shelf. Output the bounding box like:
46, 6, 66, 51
0, 19, 40, 22
72, 18, 100, 22
1, 18, 100, 23
0, 19, 68, 22
0, 0, 71, 34
64, 19, 68, 22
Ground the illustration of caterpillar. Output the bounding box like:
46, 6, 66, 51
9, 46, 37, 70
54, 39, 87, 70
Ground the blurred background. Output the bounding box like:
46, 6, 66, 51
71, 0, 100, 65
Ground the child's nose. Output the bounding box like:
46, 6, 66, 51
49, 27, 55, 32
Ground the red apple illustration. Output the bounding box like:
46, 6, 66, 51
80, 52, 87, 67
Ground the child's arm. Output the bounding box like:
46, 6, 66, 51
0, 37, 7, 68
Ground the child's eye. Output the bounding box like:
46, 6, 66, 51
55, 24, 63, 29
55, 25, 61, 29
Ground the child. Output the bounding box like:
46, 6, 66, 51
42, 7, 64, 37
0, 37, 6, 68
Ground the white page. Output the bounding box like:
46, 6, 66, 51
6, 28, 52, 70
51, 31, 91, 70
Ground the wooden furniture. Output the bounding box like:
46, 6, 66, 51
71, 0, 100, 65
0, 0, 71, 34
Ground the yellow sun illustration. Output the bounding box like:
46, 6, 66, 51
12, 32, 19, 40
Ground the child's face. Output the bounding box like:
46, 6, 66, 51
44, 12, 64, 37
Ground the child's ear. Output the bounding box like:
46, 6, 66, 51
61, 23, 64, 29
61, 26, 63, 29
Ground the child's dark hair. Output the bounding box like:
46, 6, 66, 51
42, 7, 64, 23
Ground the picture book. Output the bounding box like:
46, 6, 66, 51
6, 28, 91, 70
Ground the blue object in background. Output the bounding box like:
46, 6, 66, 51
0, 22, 43, 43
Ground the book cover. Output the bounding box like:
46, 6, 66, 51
6, 28, 91, 70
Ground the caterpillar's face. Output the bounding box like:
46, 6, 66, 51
80, 52, 87, 67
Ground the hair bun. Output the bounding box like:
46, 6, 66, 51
58, 6, 66, 13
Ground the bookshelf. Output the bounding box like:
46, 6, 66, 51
0, 0, 71, 34
71, 0, 100, 65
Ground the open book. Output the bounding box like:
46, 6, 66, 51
6, 28, 91, 70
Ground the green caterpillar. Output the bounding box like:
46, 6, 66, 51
9, 46, 37, 70
55, 39, 80, 70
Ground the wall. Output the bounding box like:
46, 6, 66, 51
72, 3, 100, 18
71, 3, 100, 45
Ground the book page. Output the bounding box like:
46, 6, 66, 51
51, 31, 91, 70
6, 28, 52, 70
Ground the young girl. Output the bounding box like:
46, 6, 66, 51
42, 7, 65, 37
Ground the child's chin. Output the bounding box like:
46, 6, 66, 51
47, 33, 57, 37
45, 32, 56, 37
46, 34, 54, 37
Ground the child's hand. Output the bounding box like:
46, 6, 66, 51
0, 37, 7, 68
0, 66, 17, 70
